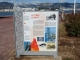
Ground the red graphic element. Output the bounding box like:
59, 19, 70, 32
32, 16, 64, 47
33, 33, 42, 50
31, 14, 40, 19
31, 38, 39, 51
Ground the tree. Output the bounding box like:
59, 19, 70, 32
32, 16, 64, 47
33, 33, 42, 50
64, 12, 80, 37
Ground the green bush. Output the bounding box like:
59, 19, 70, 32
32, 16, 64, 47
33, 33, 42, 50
64, 12, 80, 37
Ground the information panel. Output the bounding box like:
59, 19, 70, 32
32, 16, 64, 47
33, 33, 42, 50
23, 11, 58, 52
14, 5, 59, 57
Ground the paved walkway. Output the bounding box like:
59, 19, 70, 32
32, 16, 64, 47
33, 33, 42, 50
0, 17, 62, 60
0, 17, 15, 60
9, 55, 62, 60
1, 16, 80, 60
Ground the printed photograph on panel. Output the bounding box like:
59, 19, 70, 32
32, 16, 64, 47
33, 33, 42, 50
45, 27, 56, 42
24, 42, 31, 51
46, 14, 56, 20
47, 42, 55, 49
39, 43, 46, 47
37, 37, 44, 41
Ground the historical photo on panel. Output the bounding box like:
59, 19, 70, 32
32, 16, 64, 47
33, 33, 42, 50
24, 42, 31, 51
37, 37, 44, 41
47, 42, 55, 49
46, 14, 56, 20
39, 43, 46, 47
45, 27, 56, 42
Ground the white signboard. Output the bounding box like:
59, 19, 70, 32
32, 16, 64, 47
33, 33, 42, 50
23, 11, 58, 52
14, 7, 59, 58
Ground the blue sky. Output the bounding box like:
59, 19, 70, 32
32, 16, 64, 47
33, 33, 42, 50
0, 0, 80, 3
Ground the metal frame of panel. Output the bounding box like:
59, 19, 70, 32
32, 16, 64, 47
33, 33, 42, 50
14, 4, 59, 58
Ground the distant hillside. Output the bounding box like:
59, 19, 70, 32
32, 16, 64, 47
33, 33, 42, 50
0, 2, 13, 9
0, 2, 80, 9
53, 3, 73, 8
39, 3, 80, 10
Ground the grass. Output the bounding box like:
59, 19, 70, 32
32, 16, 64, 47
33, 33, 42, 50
59, 22, 67, 37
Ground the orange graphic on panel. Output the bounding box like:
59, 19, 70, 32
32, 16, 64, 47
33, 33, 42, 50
31, 38, 39, 51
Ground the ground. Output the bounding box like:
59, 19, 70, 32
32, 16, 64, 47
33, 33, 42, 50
0, 17, 15, 60
0, 17, 80, 60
